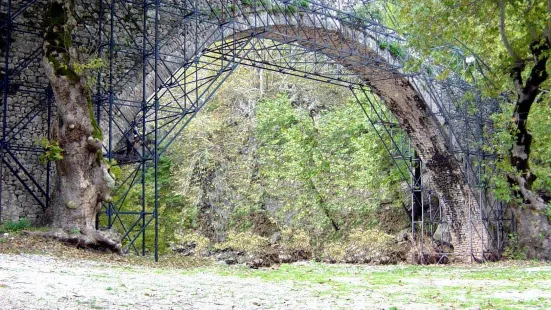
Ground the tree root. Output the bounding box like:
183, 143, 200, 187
25, 227, 122, 255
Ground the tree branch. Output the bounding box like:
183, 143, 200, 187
499, 0, 521, 61
523, 0, 538, 40
510, 61, 525, 97
525, 39, 550, 91
509, 38, 550, 189
511, 175, 547, 211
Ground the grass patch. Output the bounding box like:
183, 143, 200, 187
205, 262, 551, 308
0, 218, 31, 233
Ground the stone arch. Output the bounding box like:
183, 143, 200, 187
101, 6, 489, 261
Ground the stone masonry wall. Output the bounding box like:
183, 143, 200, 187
1, 0, 52, 223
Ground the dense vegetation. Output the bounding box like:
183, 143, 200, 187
114, 65, 411, 262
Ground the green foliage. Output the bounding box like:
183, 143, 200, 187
144, 64, 407, 254
378, 41, 405, 59
391, 0, 551, 203
527, 101, 551, 195
87, 96, 103, 140
484, 99, 551, 203
112, 156, 184, 253
342, 2, 388, 29
0, 218, 31, 233
74, 57, 104, 89
255, 93, 403, 233
354, 2, 383, 22
395, 0, 550, 77
293, 0, 309, 9
283, 4, 297, 15
104, 159, 123, 180
502, 233, 527, 260
35, 138, 64, 164
484, 103, 518, 202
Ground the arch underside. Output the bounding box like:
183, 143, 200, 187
98, 2, 501, 259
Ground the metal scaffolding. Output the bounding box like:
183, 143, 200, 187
0, 0, 513, 262
0, 0, 55, 219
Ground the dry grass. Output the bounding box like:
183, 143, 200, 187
0, 232, 213, 269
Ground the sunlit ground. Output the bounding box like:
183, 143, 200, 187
1, 235, 550, 309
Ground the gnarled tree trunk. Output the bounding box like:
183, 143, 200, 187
40, 0, 120, 253
43, 61, 112, 231
508, 39, 551, 259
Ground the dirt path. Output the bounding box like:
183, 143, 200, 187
0, 254, 405, 310
1, 253, 550, 309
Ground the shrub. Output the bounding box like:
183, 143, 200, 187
322, 242, 346, 262
321, 228, 398, 263
353, 3, 383, 21
174, 230, 211, 254
378, 41, 405, 59
280, 227, 311, 253
214, 231, 270, 255
502, 233, 527, 260
347, 228, 394, 250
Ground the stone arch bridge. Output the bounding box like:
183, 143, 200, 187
0, 0, 506, 261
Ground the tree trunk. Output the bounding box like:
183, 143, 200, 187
40, 0, 120, 252
508, 38, 551, 260
43, 61, 111, 230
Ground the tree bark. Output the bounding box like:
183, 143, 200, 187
508, 38, 551, 259
509, 41, 548, 185
41, 0, 120, 253
43, 61, 112, 230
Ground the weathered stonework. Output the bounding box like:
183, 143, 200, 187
1, 0, 52, 223
1, 0, 495, 261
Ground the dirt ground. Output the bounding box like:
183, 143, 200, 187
1, 235, 551, 309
